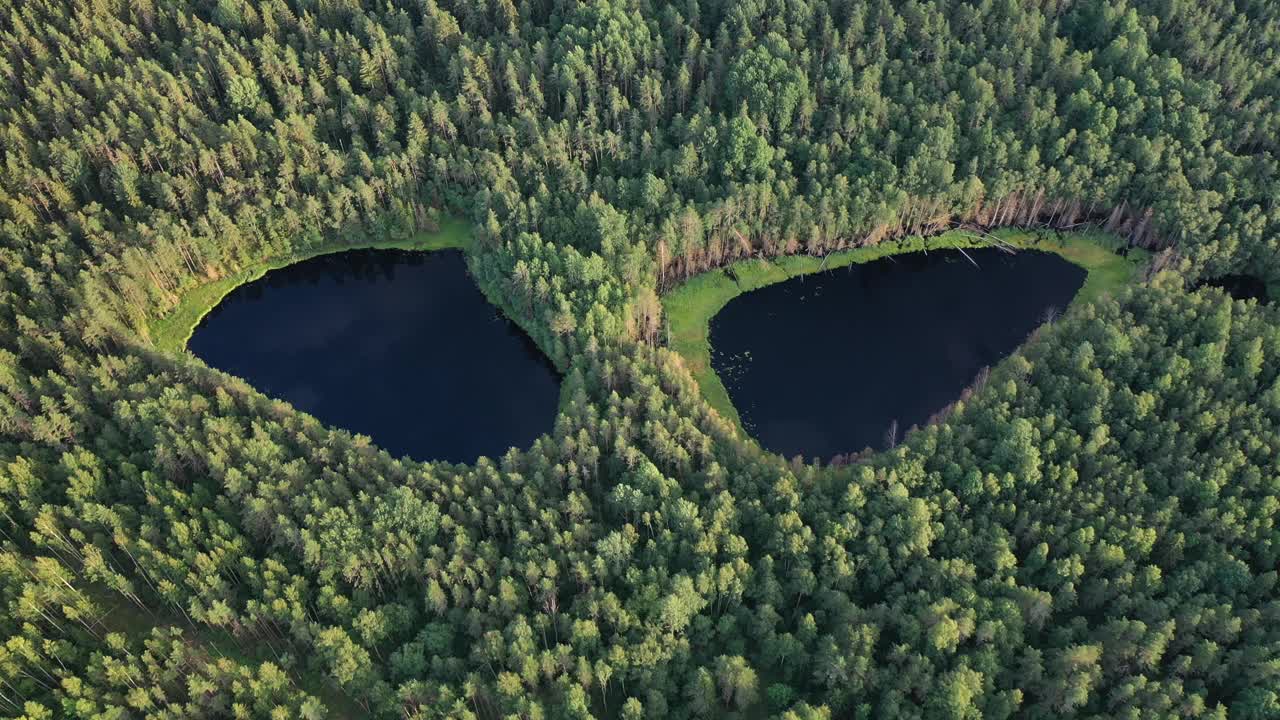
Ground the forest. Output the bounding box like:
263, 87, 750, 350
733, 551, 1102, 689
2, 0, 1280, 717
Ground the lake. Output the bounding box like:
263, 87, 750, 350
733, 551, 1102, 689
709, 248, 1086, 460
188, 249, 561, 464
1198, 274, 1270, 303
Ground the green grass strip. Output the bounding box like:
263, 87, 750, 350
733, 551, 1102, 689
149, 217, 472, 354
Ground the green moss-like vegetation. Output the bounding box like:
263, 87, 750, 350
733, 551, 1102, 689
662, 228, 1145, 428
149, 217, 472, 353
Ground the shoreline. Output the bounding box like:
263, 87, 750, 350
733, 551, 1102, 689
661, 227, 1149, 431
149, 217, 473, 354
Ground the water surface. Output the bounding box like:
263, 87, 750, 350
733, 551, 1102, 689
1198, 274, 1270, 303
189, 249, 561, 463
710, 248, 1086, 459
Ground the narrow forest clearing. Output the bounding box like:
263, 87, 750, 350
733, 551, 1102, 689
148, 217, 472, 353
662, 228, 1146, 431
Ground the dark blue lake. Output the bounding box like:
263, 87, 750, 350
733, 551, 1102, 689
1198, 274, 1270, 303
710, 248, 1086, 460
188, 249, 561, 464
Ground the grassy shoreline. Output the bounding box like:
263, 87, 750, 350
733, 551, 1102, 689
662, 228, 1147, 430
149, 217, 472, 353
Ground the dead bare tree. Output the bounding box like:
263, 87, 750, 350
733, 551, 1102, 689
884, 419, 898, 450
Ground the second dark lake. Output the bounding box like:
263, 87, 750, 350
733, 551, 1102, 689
1197, 274, 1271, 303
710, 248, 1087, 460
188, 249, 561, 464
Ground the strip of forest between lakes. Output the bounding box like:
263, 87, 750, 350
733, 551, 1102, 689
154, 222, 1149, 466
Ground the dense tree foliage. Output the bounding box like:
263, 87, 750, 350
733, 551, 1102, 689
2, 0, 1280, 716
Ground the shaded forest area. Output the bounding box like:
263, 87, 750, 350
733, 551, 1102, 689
3, 0, 1280, 717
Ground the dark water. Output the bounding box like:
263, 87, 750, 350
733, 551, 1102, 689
1198, 274, 1270, 303
710, 248, 1086, 460
189, 249, 561, 463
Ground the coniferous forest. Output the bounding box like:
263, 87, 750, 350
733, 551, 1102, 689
4, 0, 1280, 717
